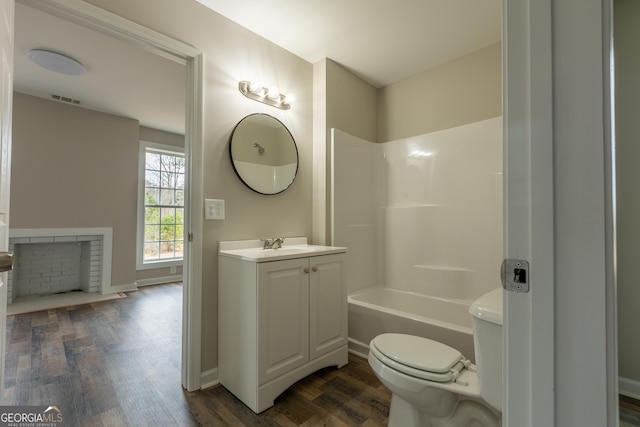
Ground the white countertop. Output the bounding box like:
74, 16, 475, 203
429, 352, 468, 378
218, 237, 346, 262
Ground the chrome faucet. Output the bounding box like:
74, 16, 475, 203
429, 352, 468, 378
272, 237, 284, 249
263, 237, 285, 249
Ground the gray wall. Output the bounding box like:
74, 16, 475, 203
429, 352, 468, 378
85, 0, 314, 373
11, 93, 184, 287
615, 0, 640, 387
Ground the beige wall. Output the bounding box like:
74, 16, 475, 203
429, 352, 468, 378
84, 0, 313, 372
74, 0, 501, 376
614, 0, 640, 385
140, 126, 184, 149
325, 59, 378, 143
378, 42, 502, 142
313, 48, 501, 244
11, 93, 139, 288
312, 59, 378, 243
11, 94, 185, 287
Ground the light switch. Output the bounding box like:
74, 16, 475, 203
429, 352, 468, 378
205, 199, 225, 220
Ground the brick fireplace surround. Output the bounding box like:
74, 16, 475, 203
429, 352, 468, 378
7, 228, 113, 304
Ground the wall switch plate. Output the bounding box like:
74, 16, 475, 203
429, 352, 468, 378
205, 199, 225, 220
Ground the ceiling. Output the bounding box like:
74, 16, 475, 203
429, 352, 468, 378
13, 0, 501, 135
196, 0, 502, 88
13, 2, 187, 135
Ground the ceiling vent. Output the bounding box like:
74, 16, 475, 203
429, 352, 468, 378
51, 94, 80, 105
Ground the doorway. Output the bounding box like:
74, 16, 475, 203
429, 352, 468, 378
12, 0, 204, 391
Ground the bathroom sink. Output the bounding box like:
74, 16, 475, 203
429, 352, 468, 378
218, 237, 346, 262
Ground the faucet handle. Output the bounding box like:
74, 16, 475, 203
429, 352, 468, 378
262, 239, 273, 249
272, 237, 285, 249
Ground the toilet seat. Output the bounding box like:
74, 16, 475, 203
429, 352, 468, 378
370, 333, 472, 383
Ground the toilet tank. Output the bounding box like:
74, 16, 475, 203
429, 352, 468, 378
469, 288, 503, 412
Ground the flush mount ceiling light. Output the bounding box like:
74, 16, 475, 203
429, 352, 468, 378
27, 48, 86, 76
238, 80, 291, 110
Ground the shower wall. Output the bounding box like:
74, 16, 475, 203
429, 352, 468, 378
332, 117, 502, 301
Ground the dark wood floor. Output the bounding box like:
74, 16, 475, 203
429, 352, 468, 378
1, 283, 391, 426
3, 282, 640, 426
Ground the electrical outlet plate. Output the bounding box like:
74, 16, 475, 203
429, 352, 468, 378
205, 199, 225, 220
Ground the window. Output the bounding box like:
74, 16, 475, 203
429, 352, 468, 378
137, 141, 185, 269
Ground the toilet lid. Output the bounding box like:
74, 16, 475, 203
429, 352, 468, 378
371, 333, 466, 382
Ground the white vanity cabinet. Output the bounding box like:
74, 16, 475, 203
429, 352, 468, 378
218, 238, 348, 413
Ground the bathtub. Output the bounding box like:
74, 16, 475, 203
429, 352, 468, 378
348, 287, 475, 361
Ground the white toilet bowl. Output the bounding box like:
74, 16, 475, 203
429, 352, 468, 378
369, 333, 500, 427
368, 288, 503, 427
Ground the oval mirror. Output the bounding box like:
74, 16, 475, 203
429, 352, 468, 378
229, 113, 298, 195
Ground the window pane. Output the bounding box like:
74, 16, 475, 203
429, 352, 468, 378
175, 240, 184, 257
145, 188, 160, 205
142, 146, 185, 263
144, 242, 160, 260
160, 188, 175, 205
176, 173, 185, 190
146, 152, 161, 171
145, 170, 160, 188
160, 241, 175, 258
175, 156, 185, 171
145, 207, 160, 225
160, 171, 173, 188
145, 225, 160, 242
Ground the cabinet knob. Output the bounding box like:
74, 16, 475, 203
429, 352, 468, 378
304, 268, 309, 274
312, 266, 318, 272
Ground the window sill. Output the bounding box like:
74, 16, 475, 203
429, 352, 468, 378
137, 259, 183, 271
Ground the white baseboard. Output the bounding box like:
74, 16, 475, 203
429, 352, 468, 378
102, 282, 138, 295
200, 367, 219, 390
136, 275, 182, 287
348, 337, 370, 359
620, 376, 640, 400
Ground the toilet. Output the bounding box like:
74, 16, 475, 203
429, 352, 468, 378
368, 288, 503, 427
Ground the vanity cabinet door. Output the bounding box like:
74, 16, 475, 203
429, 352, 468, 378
309, 254, 348, 359
257, 258, 310, 384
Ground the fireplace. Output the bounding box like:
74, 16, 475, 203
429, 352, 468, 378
8, 228, 113, 304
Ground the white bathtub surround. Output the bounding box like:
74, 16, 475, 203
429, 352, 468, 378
8, 228, 113, 304
331, 117, 502, 354
332, 117, 502, 300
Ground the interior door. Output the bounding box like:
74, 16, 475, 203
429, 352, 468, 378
0, 0, 14, 392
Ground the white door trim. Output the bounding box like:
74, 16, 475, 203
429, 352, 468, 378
504, 0, 618, 424
503, 0, 555, 424
17, 0, 204, 391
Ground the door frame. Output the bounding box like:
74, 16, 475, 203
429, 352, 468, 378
17, 0, 205, 391
503, 0, 617, 424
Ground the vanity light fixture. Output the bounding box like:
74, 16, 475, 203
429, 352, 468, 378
239, 80, 291, 110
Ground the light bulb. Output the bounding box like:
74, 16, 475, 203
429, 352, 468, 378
267, 86, 280, 100
283, 93, 295, 105
249, 81, 263, 94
